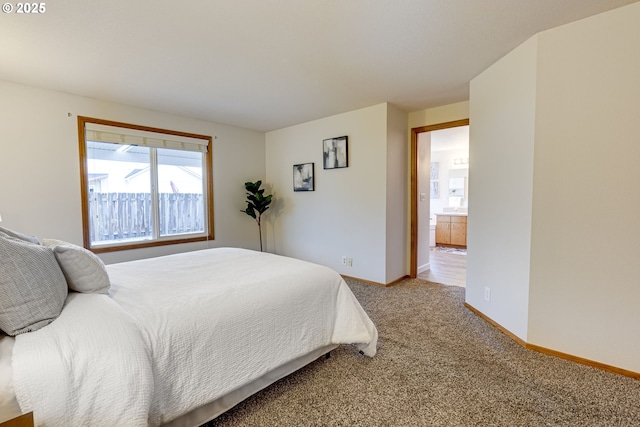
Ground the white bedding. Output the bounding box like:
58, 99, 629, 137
0, 336, 21, 423
13, 293, 154, 426
11, 248, 377, 426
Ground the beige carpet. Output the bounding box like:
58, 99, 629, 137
206, 277, 640, 426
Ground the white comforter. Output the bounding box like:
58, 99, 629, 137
12, 248, 377, 426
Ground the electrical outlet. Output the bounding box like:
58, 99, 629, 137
347, 257, 353, 267
342, 256, 347, 265
484, 287, 491, 301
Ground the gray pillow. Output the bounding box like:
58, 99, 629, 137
42, 239, 111, 294
0, 234, 68, 336
0, 226, 39, 245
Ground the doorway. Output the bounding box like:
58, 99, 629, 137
410, 119, 469, 282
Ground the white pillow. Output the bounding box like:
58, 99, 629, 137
0, 234, 68, 336
42, 239, 111, 294
0, 226, 39, 245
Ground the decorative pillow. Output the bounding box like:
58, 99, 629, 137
42, 239, 111, 294
0, 234, 68, 336
0, 226, 39, 245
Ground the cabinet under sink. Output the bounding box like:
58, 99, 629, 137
435, 214, 467, 248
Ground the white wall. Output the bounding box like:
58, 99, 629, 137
528, 3, 640, 372
467, 36, 538, 341
385, 104, 409, 283
408, 101, 469, 129
265, 103, 406, 284
0, 80, 265, 264
468, 2, 640, 373
417, 132, 431, 272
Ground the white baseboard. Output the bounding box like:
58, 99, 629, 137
418, 262, 430, 274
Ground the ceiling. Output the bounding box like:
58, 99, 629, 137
1, 0, 637, 132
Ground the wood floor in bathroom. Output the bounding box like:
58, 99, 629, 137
418, 247, 467, 287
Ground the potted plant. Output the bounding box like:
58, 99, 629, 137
241, 180, 272, 251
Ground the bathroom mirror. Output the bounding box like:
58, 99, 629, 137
448, 168, 468, 198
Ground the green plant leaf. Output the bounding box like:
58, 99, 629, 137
242, 204, 257, 219
242, 180, 272, 220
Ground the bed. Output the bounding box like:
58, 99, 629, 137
0, 228, 378, 427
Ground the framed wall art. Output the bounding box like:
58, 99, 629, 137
430, 162, 439, 180
323, 136, 348, 169
293, 163, 314, 191
430, 181, 439, 199
430, 161, 439, 199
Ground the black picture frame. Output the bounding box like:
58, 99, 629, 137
293, 163, 314, 192
323, 136, 348, 169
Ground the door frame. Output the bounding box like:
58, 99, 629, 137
410, 118, 469, 277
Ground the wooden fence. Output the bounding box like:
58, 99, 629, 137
89, 192, 204, 243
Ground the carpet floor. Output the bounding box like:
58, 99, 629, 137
207, 277, 640, 426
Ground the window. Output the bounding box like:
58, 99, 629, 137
78, 117, 213, 252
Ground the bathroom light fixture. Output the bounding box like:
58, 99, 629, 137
453, 157, 469, 165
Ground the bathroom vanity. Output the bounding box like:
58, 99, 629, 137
435, 213, 467, 248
